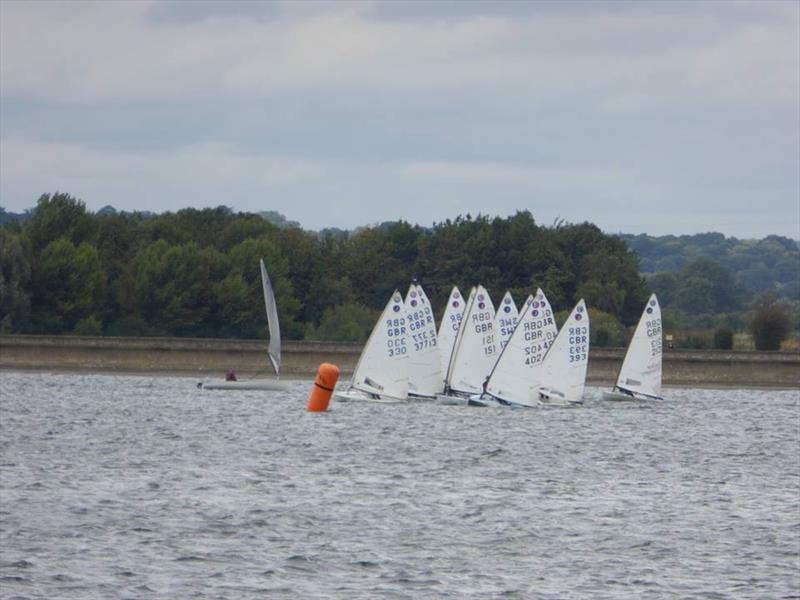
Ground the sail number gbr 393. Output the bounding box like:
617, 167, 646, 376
569, 326, 588, 363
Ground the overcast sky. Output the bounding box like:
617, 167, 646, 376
1, 0, 798, 238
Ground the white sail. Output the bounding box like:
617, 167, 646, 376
493, 291, 519, 350
614, 294, 663, 399
446, 285, 498, 395
536, 299, 590, 405
437, 286, 466, 378
405, 283, 444, 397
259, 259, 281, 376
349, 290, 409, 401
486, 289, 558, 406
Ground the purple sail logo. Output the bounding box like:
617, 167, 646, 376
575, 313, 582, 320
393, 305, 401, 312
504, 306, 511, 313
411, 300, 418, 307
452, 301, 460, 308
478, 302, 486, 310
532, 309, 539, 317
646, 307, 653, 314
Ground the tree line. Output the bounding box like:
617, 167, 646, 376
0, 193, 795, 349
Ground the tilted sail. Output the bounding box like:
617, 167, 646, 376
350, 290, 409, 401
446, 285, 498, 395
260, 259, 281, 376
536, 299, 590, 404
493, 291, 519, 350
486, 289, 558, 406
405, 284, 444, 396
437, 286, 466, 377
615, 294, 663, 399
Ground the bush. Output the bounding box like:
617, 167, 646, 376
305, 302, 379, 343
74, 315, 103, 336
587, 308, 625, 347
713, 326, 734, 350
683, 334, 711, 349
751, 294, 791, 350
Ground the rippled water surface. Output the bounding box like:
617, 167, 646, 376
1, 372, 798, 599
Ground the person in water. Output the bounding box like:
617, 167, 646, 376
225, 370, 237, 381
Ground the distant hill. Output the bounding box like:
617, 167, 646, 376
258, 210, 301, 229
0, 207, 31, 224
618, 232, 800, 299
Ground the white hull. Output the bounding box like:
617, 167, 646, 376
602, 390, 661, 402
201, 379, 291, 391
466, 394, 510, 408
334, 389, 407, 404
434, 393, 470, 406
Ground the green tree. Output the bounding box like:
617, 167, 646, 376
306, 302, 380, 342
227, 237, 302, 339
0, 230, 32, 332
587, 308, 626, 347
713, 326, 734, 350
674, 276, 714, 314
30, 238, 106, 332
751, 292, 791, 351
24, 193, 95, 252
128, 240, 226, 336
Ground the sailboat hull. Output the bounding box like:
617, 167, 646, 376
201, 380, 291, 391
602, 390, 661, 402
334, 389, 407, 404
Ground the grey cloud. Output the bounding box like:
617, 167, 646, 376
0, 0, 797, 238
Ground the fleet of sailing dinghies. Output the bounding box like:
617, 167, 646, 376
201, 258, 290, 391
334, 290, 409, 403
603, 294, 663, 401
333, 284, 664, 406
493, 291, 519, 351
405, 284, 444, 398
436, 286, 466, 377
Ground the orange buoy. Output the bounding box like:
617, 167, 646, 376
307, 363, 339, 412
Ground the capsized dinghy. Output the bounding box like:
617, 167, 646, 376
201, 258, 290, 391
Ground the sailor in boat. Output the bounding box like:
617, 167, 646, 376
225, 370, 237, 382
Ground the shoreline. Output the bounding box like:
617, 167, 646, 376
1, 334, 799, 390
3, 366, 797, 392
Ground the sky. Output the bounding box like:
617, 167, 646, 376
1, 0, 798, 238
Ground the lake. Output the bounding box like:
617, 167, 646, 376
1, 372, 798, 599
